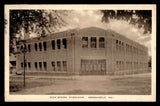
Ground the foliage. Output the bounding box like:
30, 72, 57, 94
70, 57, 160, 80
9, 10, 67, 53
101, 10, 151, 34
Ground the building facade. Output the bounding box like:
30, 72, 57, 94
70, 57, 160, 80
16, 27, 148, 75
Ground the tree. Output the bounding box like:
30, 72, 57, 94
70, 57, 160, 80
9, 10, 67, 53
101, 10, 151, 34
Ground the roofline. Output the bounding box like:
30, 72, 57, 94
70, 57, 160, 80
17, 26, 148, 50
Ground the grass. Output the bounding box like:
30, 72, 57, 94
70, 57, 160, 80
9, 72, 151, 95
10, 79, 55, 93
107, 75, 151, 95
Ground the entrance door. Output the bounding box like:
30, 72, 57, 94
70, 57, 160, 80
80, 59, 106, 75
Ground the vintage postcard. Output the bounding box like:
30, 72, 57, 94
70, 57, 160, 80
5, 4, 156, 102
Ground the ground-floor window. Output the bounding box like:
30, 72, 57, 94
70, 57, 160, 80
35, 62, 37, 70
63, 61, 67, 71
39, 62, 42, 70
51, 61, 55, 71
24, 62, 27, 68
28, 62, 31, 70
43, 62, 47, 70
21, 62, 23, 68
57, 61, 61, 71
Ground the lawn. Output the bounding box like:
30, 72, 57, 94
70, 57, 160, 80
9, 72, 151, 95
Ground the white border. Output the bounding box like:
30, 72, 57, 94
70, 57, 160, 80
5, 4, 156, 102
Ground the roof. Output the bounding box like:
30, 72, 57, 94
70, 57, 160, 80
18, 27, 148, 51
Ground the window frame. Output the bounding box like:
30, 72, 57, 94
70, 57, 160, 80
43, 62, 47, 70
90, 37, 97, 48
39, 42, 42, 51
51, 40, 55, 50
62, 38, 67, 49
57, 39, 61, 49
99, 37, 105, 48
35, 43, 38, 51
82, 37, 88, 48
43, 42, 47, 51
28, 44, 31, 52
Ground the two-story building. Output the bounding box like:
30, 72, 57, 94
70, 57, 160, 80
16, 27, 148, 75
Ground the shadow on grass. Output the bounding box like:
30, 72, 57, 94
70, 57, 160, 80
10, 82, 24, 92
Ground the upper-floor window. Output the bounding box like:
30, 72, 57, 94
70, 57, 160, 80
39, 42, 42, 51
82, 37, 88, 48
35, 43, 37, 51
119, 41, 121, 45
43, 42, 47, 51
99, 37, 105, 48
28, 44, 31, 52
57, 39, 61, 49
91, 37, 96, 48
35, 62, 37, 69
116, 40, 118, 45
52, 40, 55, 50
122, 42, 124, 46
28, 62, 31, 69
43, 62, 47, 70
62, 38, 67, 49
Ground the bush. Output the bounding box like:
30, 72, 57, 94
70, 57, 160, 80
10, 82, 23, 92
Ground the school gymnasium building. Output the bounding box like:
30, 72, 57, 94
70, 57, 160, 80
16, 27, 148, 75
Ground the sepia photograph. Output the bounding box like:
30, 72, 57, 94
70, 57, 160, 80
5, 5, 156, 102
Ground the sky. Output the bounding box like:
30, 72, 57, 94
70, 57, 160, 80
58, 10, 151, 56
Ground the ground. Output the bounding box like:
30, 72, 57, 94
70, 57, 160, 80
9, 72, 151, 95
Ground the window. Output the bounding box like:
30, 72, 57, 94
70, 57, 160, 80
24, 44, 27, 50
35, 62, 37, 69
99, 37, 105, 48
39, 42, 42, 51
122, 42, 124, 46
82, 37, 88, 48
63, 61, 67, 71
62, 38, 67, 49
57, 61, 61, 71
57, 39, 61, 49
43, 62, 47, 70
116, 61, 118, 64
119, 41, 121, 45
43, 42, 47, 51
28, 44, 31, 52
51, 61, 55, 71
91, 37, 96, 48
28, 62, 31, 69
21, 62, 23, 68
39, 62, 42, 70
24, 62, 27, 68
52, 40, 55, 50
21, 45, 23, 50
116, 40, 118, 44
35, 43, 37, 51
